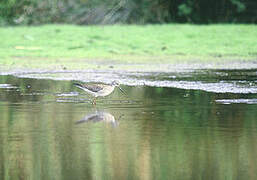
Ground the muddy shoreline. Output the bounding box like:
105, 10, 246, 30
1, 60, 257, 76
1, 60, 257, 94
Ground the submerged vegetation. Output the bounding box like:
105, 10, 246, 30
0, 24, 256, 71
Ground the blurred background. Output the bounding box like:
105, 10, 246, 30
0, 0, 257, 26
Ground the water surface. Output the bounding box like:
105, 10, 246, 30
0, 72, 257, 180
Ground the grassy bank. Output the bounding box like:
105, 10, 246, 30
0, 24, 256, 71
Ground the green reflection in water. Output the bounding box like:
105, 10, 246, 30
0, 75, 257, 180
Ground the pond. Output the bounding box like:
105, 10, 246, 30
0, 69, 257, 180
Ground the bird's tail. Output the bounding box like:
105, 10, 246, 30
73, 83, 83, 88
73, 83, 85, 91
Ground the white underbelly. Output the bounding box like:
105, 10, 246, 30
96, 87, 115, 97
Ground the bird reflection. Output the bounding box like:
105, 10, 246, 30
76, 111, 120, 127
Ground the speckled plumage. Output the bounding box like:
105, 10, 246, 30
74, 82, 118, 97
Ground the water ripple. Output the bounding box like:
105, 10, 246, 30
0, 84, 18, 89
215, 99, 257, 104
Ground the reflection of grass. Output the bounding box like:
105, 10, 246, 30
1, 76, 257, 179
0, 24, 256, 70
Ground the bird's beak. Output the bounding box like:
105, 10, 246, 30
118, 86, 126, 95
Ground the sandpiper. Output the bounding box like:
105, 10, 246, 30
73, 80, 126, 104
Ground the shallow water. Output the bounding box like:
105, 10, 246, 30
0, 72, 257, 180
14, 68, 257, 94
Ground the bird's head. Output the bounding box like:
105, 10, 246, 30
111, 80, 126, 95
111, 80, 120, 87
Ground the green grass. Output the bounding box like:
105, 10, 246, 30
0, 24, 256, 70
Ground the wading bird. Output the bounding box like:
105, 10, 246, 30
74, 81, 126, 105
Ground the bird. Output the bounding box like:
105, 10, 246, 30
73, 80, 126, 105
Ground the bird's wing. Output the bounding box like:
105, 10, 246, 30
74, 83, 104, 92
83, 84, 103, 92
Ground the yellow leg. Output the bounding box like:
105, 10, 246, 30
91, 98, 96, 105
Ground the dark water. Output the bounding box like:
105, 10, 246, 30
0, 74, 257, 180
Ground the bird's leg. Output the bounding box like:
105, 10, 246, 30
91, 98, 96, 105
